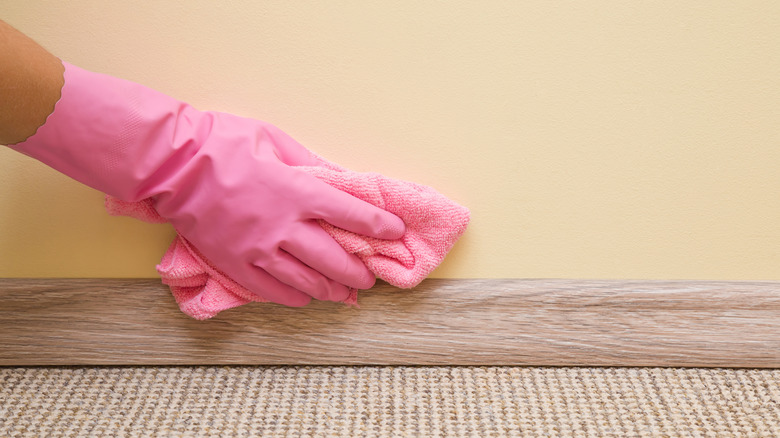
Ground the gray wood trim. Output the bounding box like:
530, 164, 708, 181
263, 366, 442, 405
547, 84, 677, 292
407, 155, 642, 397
1, 278, 778, 367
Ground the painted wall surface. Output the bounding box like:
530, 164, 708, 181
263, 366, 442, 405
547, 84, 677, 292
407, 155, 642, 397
2, 1, 779, 279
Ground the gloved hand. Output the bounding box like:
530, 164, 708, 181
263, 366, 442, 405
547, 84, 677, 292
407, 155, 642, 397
9, 61, 405, 306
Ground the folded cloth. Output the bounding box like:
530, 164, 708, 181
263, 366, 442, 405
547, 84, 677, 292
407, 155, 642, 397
106, 154, 470, 320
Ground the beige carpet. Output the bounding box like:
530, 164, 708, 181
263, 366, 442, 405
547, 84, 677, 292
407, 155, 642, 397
1, 366, 779, 437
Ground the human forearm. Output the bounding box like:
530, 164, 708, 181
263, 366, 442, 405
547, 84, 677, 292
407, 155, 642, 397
0, 19, 64, 145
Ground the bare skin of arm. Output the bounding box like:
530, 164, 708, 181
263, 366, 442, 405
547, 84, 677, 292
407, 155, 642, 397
0, 19, 64, 145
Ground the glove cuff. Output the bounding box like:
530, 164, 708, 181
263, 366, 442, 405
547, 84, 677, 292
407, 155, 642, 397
9, 61, 203, 202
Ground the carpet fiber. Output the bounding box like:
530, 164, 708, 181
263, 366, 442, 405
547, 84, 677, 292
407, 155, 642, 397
2, 366, 780, 437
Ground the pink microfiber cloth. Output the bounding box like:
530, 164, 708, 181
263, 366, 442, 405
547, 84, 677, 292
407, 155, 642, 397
106, 155, 470, 320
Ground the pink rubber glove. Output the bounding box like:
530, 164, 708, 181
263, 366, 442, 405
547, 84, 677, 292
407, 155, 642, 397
9, 61, 405, 306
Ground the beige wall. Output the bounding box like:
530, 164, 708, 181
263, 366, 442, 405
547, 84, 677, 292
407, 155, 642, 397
2, 1, 779, 280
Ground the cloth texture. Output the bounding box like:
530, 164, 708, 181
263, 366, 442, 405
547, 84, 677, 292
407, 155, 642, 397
106, 155, 470, 320
2, 365, 779, 437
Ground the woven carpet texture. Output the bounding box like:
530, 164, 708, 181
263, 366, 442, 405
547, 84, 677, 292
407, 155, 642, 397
2, 366, 780, 437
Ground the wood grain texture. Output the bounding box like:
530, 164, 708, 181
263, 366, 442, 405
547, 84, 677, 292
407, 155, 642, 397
1, 278, 779, 367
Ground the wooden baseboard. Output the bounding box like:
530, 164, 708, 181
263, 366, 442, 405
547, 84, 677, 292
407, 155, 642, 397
1, 278, 779, 367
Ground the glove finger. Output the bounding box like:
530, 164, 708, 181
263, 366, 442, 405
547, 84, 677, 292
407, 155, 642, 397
258, 249, 353, 302
228, 262, 312, 307
281, 221, 376, 290
311, 185, 406, 240
260, 124, 319, 166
